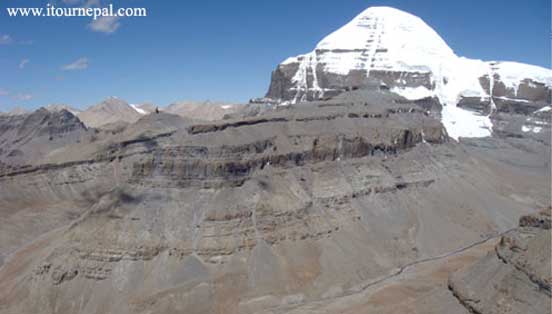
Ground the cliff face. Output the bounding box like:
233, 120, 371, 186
0, 89, 549, 314
0, 8, 550, 313
449, 209, 552, 314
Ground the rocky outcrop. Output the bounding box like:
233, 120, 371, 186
1, 87, 549, 314
449, 208, 552, 314
458, 68, 551, 115
0, 7, 550, 313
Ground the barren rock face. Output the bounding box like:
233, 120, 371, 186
449, 209, 552, 314
0, 108, 89, 169
0, 88, 549, 314
0, 4, 550, 313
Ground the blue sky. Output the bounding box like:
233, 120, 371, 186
0, 0, 549, 111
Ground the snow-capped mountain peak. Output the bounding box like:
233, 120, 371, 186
316, 7, 455, 71
279, 6, 487, 106
266, 6, 552, 140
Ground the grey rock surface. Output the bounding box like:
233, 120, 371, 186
0, 88, 549, 314
449, 209, 552, 314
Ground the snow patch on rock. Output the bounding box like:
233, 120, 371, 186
535, 106, 551, 113
130, 104, 147, 115
441, 104, 493, 140
493, 62, 552, 95
522, 125, 542, 133
390, 86, 434, 100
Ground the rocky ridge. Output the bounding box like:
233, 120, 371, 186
0, 6, 549, 314
0, 88, 549, 314
449, 209, 551, 314
0, 108, 89, 168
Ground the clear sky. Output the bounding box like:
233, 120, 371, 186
0, 0, 550, 111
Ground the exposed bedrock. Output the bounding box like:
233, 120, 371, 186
449, 209, 552, 314
0, 139, 542, 314
0, 93, 549, 314
480, 74, 552, 104
0, 108, 90, 168
459, 75, 551, 115
266, 60, 435, 103
131, 129, 443, 189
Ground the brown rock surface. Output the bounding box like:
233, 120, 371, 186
0, 90, 549, 314
449, 209, 552, 314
